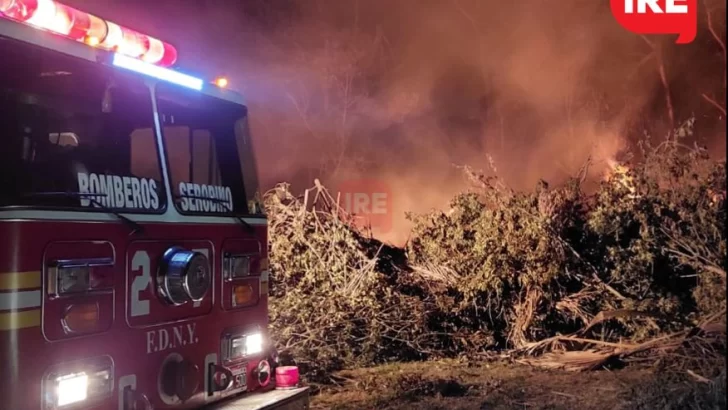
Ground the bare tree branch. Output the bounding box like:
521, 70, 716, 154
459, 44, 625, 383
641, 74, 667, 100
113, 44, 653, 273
628, 52, 656, 81
639, 34, 655, 49
702, 93, 727, 117
641, 36, 675, 128
705, 4, 727, 88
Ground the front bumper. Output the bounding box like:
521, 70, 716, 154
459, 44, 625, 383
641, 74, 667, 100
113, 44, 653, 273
203, 387, 310, 410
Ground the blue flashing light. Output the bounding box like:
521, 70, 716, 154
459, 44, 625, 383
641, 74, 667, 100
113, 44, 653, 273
112, 54, 203, 91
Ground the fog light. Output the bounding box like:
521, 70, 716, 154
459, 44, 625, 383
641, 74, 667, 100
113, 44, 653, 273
44, 357, 113, 410
57, 373, 88, 406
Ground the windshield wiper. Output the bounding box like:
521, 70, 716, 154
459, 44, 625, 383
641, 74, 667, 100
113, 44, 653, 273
174, 194, 256, 235
22, 192, 144, 236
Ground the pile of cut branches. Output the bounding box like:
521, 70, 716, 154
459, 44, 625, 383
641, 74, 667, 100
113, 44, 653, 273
265, 120, 726, 383
405, 122, 725, 351
265, 180, 449, 381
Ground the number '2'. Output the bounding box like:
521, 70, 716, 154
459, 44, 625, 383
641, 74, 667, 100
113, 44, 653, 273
130, 248, 209, 317
130, 250, 151, 317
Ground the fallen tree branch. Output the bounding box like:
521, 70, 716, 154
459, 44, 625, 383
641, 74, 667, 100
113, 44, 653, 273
518, 309, 726, 371
581, 309, 668, 334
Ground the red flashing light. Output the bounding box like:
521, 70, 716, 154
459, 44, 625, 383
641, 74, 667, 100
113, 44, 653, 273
66, 6, 87, 38
158, 41, 177, 67
98, 20, 121, 48
1, 0, 178, 67
118, 26, 148, 58
0, 0, 38, 22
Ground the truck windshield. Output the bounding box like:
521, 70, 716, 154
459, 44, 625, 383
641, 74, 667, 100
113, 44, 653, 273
156, 83, 263, 217
0, 38, 165, 213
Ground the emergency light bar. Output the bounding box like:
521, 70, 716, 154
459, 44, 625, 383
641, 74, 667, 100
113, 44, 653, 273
0, 0, 178, 67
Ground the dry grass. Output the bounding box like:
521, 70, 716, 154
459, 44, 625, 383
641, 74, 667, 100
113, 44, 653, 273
309, 358, 725, 410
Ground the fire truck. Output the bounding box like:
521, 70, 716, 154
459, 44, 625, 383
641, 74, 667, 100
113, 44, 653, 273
0, 0, 309, 409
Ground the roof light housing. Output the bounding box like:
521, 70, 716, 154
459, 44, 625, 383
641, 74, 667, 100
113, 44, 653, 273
1, 0, 178, 67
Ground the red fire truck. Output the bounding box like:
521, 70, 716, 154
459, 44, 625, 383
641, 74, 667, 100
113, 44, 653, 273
0, 1, 309, 409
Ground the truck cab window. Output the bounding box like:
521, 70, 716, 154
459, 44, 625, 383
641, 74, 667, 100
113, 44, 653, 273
162, 126, 222, 191
157, 83, 262, 216
0, 40, 165, 213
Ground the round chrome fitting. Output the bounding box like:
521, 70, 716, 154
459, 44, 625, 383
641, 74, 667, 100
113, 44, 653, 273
158, 247, 211, 305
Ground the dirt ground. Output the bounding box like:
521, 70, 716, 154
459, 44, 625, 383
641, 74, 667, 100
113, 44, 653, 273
307, 358, 726, 410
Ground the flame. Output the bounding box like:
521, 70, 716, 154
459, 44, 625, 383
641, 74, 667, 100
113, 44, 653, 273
605, 158, 637, 197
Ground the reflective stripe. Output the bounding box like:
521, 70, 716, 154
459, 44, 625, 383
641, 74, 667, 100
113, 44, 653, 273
0, 271, 41, 290
0, 309, 41, 330
0, 290, 42, 310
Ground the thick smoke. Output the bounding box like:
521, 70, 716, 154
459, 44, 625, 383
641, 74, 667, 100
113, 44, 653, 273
67, 0, 728, 244
235, 0, 725, 244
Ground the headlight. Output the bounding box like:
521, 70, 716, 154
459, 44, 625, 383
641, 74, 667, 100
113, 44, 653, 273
223, 254, 251, 279
48, 265, 91, 296
44, 357, 113, 409
245, 333, 264, 356
57, 373, 88, 406
47, 258, 114, 296
224, 332, 265, 361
